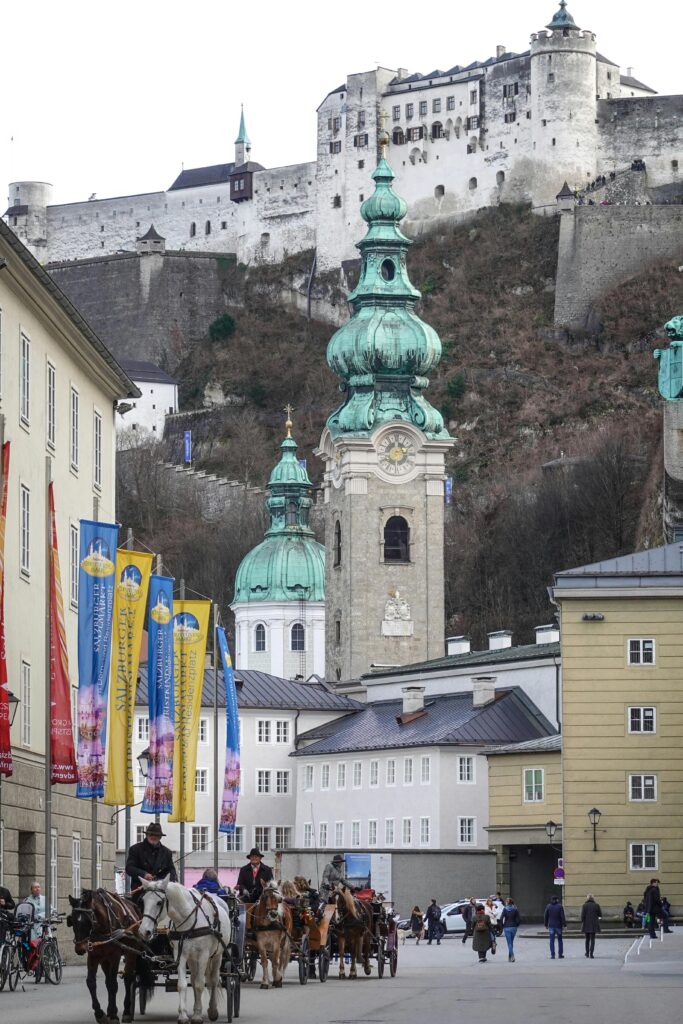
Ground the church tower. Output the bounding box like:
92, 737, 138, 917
317, 152, 453, 681
234, 106, 251, 167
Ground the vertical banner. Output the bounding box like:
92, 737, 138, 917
217, 626, 240, 833
104, 549, 153, 806
48, 483, 77, 784
0, 442, 11, 778
183, 431, 192, 465
169, 600, 210, 823
76, 519, 119, 798
142, 576, 175, 815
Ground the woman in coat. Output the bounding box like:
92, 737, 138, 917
472, 905, 494, 963
580, 893, 602, 958
409, 906, 424, 943
500, 897, 521, 962
485, 897, 502, 936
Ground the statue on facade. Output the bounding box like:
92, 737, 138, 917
654, 316, 683, 400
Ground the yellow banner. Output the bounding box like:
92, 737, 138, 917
103, 550, 153, 806
169, 600, 210, 823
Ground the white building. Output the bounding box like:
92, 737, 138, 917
116, 358, 178, 446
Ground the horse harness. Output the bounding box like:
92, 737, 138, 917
140, 887, 229, 963
70, 889, 143, 956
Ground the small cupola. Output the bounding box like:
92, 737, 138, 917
136, 224, 166, 254
546, 0, 579, 31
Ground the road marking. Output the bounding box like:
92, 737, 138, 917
624, 936, 639, 964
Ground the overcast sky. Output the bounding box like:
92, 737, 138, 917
2, 0, 680, 207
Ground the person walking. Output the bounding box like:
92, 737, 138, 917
485, 896, 502, 936
661, 896, 673, 933
425, 898, 442, 945
543, 895, 566, 959
472, 905, 494, 963
643, 878, 662, 939
409, 906, 424, 944
581, 894, 602, 958
500, 897, 521, 962
461, 896, 477, 944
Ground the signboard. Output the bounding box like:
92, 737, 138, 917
553, 862, 565, 885
183, 431, 192, 464
370, 853, 392, 900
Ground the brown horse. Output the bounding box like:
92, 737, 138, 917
247, 880, 292, 989
333, 884, 373, 979
67, 889, 155, 1024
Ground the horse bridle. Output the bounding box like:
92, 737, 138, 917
140, 890, 168, 934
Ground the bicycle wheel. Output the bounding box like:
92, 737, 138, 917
41, 939, 63, 984
8, 945, 21, 991
0, 942, 10, 990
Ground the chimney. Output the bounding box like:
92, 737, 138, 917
626, 66, 634, 77
447, 635, 471, 656
472, 675, 496, 707
397, 67, 408, 80
535, 623, 560, 645
488, 630, 513, 651
402, 686, 425, 714
496, 45, 506, 59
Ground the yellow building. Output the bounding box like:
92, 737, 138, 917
551, 545, 683, 916
486, 736, 562, 916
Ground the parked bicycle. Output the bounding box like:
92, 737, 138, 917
0, 903, 64, 989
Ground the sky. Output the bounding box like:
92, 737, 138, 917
2, 0, 681, 207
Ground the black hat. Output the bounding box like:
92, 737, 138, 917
332, 854, 345, 865
248, 847, 264, 858
146, 822, 165, 837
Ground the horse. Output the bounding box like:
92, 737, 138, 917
333, 884, 373, 980
138, 876, 231, 1024
247, 880, 292, 989
67, 888, 155, 1024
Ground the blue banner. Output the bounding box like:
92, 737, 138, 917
76, 519, 119, 798
142, 576, 175, 814
217, 626, 240, 833
183, 431, 192, 464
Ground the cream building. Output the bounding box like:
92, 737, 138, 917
0, 218, 137, 910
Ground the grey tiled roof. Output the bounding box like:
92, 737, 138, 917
362, 641, 560, 679
168, 163, 236, 191
387, 50, 529, 87
620, 75, 656, 94
487, 734, 562, 756
292, 687, 554, 756
135, 664, 363, 713
120, 359, 177, 385
556, 543, 683, 580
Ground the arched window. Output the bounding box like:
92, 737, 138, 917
205, 220, 211, 235
334, 520, 342, 566
431, 121, 443, 140
286, 500, 297, 527
496, 170, 505, 186
189, 222, 196, 237
469, 177, 478, 191
383, 516, 410, 563
291, 623, 305, 651
434, 184, 445, 199
254, 623, 266, 652
392, 128, 405, 146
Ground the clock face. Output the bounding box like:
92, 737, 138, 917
377, 431, 417, 477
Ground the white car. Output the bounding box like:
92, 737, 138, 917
439, 899, 502, 933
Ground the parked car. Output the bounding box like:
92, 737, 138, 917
397, 898, 497, 935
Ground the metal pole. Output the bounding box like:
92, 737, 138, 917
154, 554, 162, 826
44, 456, 52, 913
91, 495, 99, 890
123, 527, 133, 891
178, 578, 185, 885
213, 604, 219, 873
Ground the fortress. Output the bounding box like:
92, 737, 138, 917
4, 3, 682, 275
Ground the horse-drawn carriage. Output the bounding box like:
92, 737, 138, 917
329, 884, 398, 980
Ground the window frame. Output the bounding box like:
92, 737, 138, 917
523, 767, 545, 803
20, 482, 30, 577
21, 659, 31, 747
369, 759, 379, 787
420, 755, 431, 785
629, 841, 658, 870
629, 773, 657, 802
385, 817, 395, 846
628, 706, 656, 734
257, 719, 271, 744
136, 716, 150, 742
276, 769, 290, 795
191, 825, 210, 852
225, 826, 245, 852
257, 769, 271, 794
458, 816, 476, 846
275, 719, 289, 744
318, 821, 328, 848
386, 758, 396, 786
254, 826, 270, 851
303, 764, 314, 792
628, 638, 655, 666
336, 761, 347, 790
72, 832, 81, 894
93, 408, 103, 491
458, 755, 475, 784
368, 819, 378, 846
303, 823, 313, 849
352, 760, 362, 789
320, 763, 330, 790
198, 718, 208, 744
401, 817, 412, 846
403, 757, 413, 786
46, 360, 56, 450
274, 826, 291, 850
195, 767, 208, 794
70, 386, 79, 472
351, 820, 361, 847
20, 331, 30, 428
290, 622, 305, 652
69, 522, 79, 609
335, 821, 344, 846
420, 816, 430, 846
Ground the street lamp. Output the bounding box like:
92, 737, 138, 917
587, 807, 602, 852
545, 820, 558, 843
7, 689, 19, 727
137, 747, 151, 779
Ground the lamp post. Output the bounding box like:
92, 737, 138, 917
0, 691, 20, 881
137, 747, 151, 780
545, 820, 558, 844
115, 747, 151, 893
587, 807, 602, 852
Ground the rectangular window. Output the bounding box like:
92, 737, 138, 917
70, 523, 79, 608
628, 706, 656, 733
274, 827, 291, 849
93, 411, 102, 490
70, 387, 79, 471
403, 757, 413, 785
420, 755, 431, 784
419, 101, 427, 116
329, 141, 342, 154
225, 827, 245, 851
72, 833, 81, 893
470, 89, 478, 104
136, 825, 147, 844
458, 816, 476, 846
319, 822, 328, 847
50, 828, 58, 902
320, 763, 330, 790
304, 764, 314, 791
198, 718, 208, 743
96, 835, 103, 888
275, 720, 290, 744
467, 116, 479, 130
628, 639, 655, 665
276, 770, 290, 795
524, 767, 544, 802
137, 716, 149, 741
46, 362, 56, 449
386, 758, 396, 785
353, 761, 362, 788
195, 768, 208, 793
385, 818, 394, 845
447, 95, 455, 110
630, 842, 658, 870
20, 483, 30, 575
257, 769, 271, 794
191, 826, 210, 851
405, 103, 414, 119
502, 83, 519, 98
303, 823, 313, 849
20, 332, 30, 426
420, 816, 430, 846
257, 719, 271, 743
358, 111, 366, 129
335, 821, 344, 846
368, 819, 377, 846
392, 105, 400, 121
402, 817, 412, 845
458, 755, 475, 783
332, 116, 341, 132
504, 111, 517, 123
21, 659, 31, 747
351, 820, 361, 847
337, 762, 346, 790
547, 73, 555, 83
369, 759, 379, 787
255, 826, 270, 850
630, 774, 657, 801
432, 98, 441, 113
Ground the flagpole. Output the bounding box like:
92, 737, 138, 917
45, 457, 52, 914
91, 495, 99, 890
0, 414, 4, 883
154, 554, 162, 826
123, 527, 133, 887
213, 604, 219, 873
178, 577, 185, 885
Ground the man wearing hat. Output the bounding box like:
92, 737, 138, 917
236, 848, 274, 903
320, 854, 350, 903
125, 822, 177, 892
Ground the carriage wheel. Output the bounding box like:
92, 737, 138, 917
389, 947, 398, 977
225, 974, 234, 1024
298, 936, 309, 985
232, 972, 241, 1018
318, 935, 331, 983
376, 938, 386, 978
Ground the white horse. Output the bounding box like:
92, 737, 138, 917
138, 876, 231, 1024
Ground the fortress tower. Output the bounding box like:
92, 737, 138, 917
530, 1, 598, 205
5, 181, 52, 256
234, 106, 251, 167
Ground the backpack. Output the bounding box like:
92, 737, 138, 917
474, 917, 488, 932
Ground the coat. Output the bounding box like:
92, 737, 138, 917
500, 905, 521, 928
320, 862, 349, 899
426, 903, 442, 923
195, 877, 227, 898
544, 901, 566, 929
0, 885, 15, 911
581, 899, 602, 933
472, 913, 494, 952
125, 839, 177, 885
643, 884, 662, 916
236, 862, 274, 900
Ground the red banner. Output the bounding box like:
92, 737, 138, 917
0, 442, 12, 777
49, 483, 77, 784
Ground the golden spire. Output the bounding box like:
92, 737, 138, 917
284, 403, 294, 437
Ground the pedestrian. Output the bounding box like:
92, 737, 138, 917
643, 877, 662, 939
661, 896, 673, 933
24, 880, 46, 941
623, 901, 635, 928
461, 896, 477, 944
500, 897, 521, 962
425, 898, 442, 945
409, 905, 424, 944
485, 896, 502, 936
543, 895, 566, 959
472, 904, 494, 964
581, 894, 602, 958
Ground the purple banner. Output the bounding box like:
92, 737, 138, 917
217, 626, 240, 833
142, 576, 175, 814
